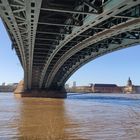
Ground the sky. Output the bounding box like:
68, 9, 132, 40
0, 19, 23, 85
0, 19, 140, 86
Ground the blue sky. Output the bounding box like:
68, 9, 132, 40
0, 19, 23, 85
0, 19, 140, 86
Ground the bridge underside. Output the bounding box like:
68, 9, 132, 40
0, 0, 140, 97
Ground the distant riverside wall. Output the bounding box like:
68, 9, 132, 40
67, 86, 92, 93
0, 85, 17, 92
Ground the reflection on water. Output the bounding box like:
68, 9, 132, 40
0, 93, 140, 139
18, 98, 69, 139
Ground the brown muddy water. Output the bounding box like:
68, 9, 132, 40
0, 92, 140, 140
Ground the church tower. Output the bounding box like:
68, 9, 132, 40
127, 77, 132, 86
124, 77, 135, 93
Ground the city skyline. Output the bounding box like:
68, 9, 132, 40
0, 19, 140, 86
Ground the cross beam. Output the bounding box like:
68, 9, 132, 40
41, 7, 98, 15
38, 22, 82, 27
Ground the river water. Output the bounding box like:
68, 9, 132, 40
0, 93, 140, 140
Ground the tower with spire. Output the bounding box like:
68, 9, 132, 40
124, 77, 135, 93
127, 77, 132, 87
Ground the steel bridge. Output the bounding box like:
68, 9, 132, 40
0, 0, 140, 96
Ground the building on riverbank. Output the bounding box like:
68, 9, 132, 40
123, 78, 140, 93
0, 83, 18, 92
134, 86, 140, 93
66, 78, 140, 94
67, 83, 122, 93
91, 84, 122, 93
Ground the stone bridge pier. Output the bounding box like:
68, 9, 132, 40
14, 81, 67, 98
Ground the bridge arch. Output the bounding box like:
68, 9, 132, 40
1, 0, 140, 92
60, 42, 140, 86
39, 0, 140, 89
50, 39, 140, 87
45, 21, 140, 88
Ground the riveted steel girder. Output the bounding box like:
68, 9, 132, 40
0, 0, 28, 89
42, 1, 140, 88
58, 35, 140, 86
46, 20, 140, 87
